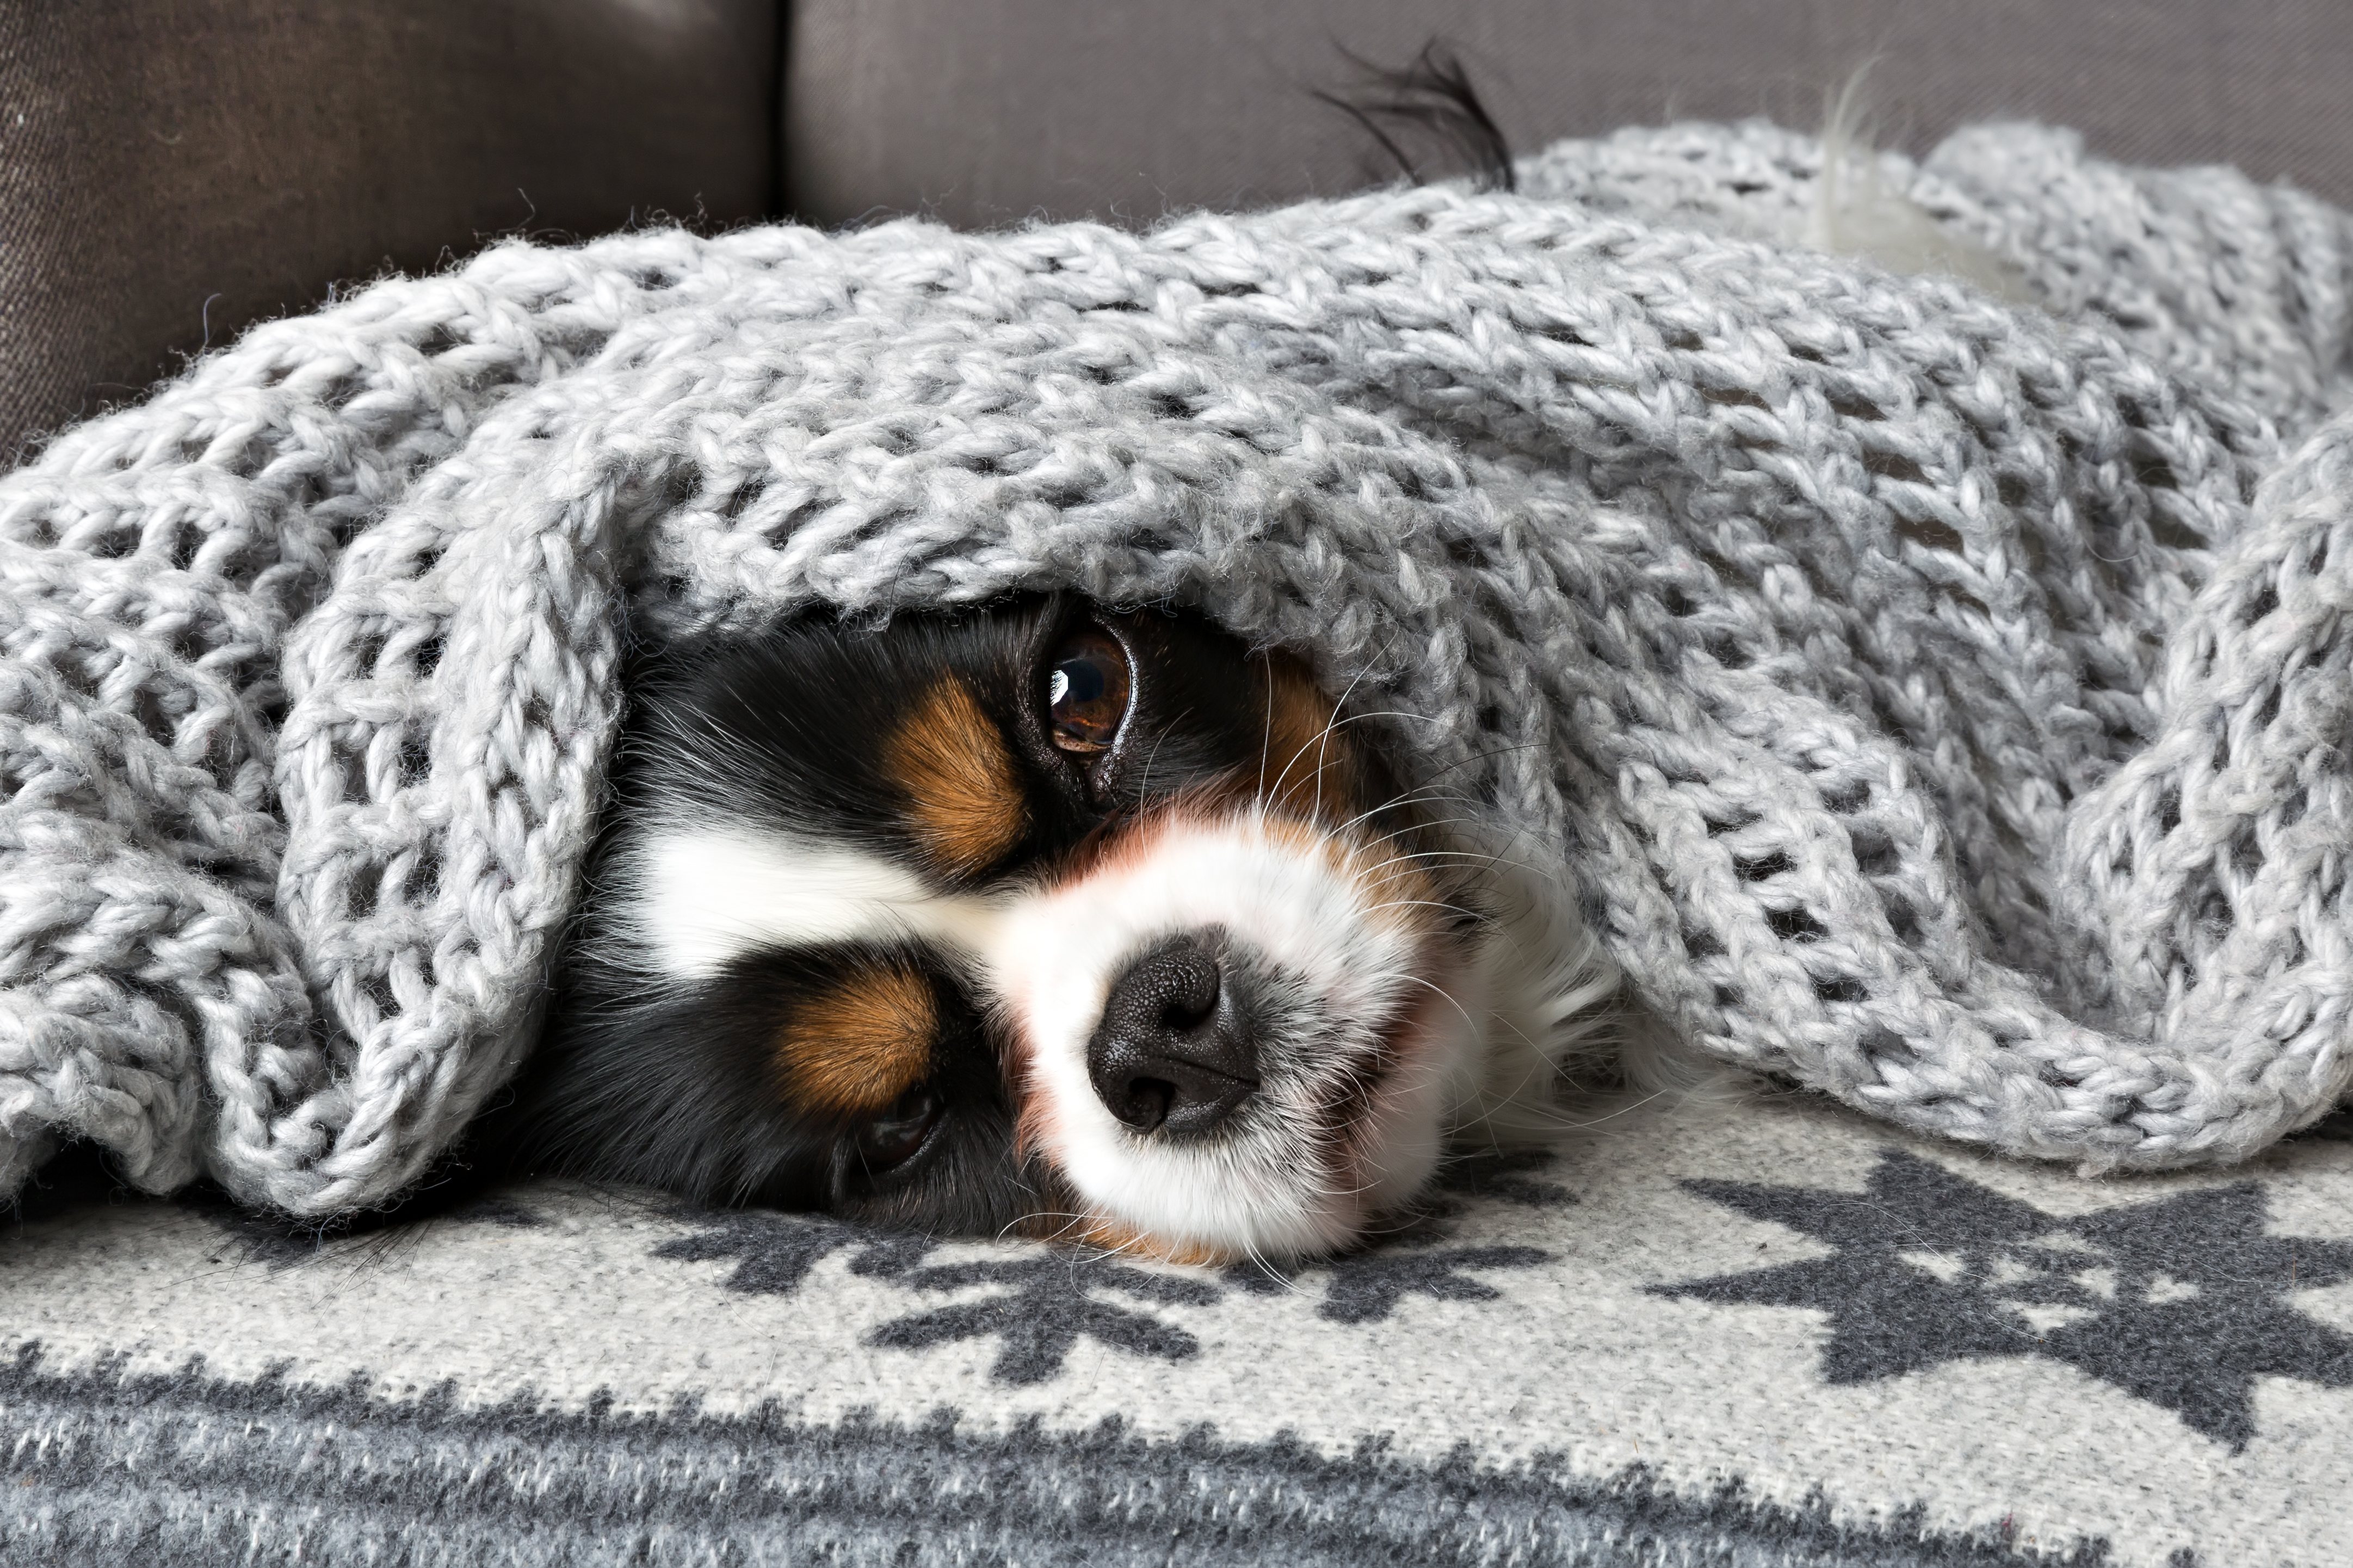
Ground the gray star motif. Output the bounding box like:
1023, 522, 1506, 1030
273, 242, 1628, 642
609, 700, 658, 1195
870, 1255, 1220, 1385
650, 1208, 933, 1294
1656, 1150, 2353, 1451
1226, 1244, 1551, 1323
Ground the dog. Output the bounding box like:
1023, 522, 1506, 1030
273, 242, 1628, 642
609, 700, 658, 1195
476, 54, 1688, 1265
492, 595, 1642, 1263
419, 52, 2005, 1264
454, 52, 1751, 1265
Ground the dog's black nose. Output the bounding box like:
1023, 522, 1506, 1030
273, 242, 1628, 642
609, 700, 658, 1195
1088, 934, 1259, 1138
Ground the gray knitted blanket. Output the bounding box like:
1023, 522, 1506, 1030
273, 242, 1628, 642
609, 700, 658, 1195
4, 120, 2350, 1217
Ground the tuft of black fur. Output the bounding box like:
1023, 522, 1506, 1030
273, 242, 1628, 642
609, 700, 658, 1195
1316, 39, 1516, 195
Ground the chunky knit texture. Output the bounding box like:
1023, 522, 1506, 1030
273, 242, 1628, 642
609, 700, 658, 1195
3, 121, 2350, 1216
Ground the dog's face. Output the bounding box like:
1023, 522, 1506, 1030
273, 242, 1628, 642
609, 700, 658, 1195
521, 596, 1502, 1261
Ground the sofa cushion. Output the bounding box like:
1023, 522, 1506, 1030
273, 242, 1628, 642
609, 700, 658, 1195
782, 0, 2353, 227
0, 0, 777, 456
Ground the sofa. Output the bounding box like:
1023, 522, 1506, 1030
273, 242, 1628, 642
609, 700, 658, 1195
8, 6, 2353, 1565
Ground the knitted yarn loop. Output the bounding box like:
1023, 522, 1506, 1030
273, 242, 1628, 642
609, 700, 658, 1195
3, 121, 2350, 1214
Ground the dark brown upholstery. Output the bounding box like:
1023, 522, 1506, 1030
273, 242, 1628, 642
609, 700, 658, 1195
783, 1, 2353, 228
0, 1, 778, 457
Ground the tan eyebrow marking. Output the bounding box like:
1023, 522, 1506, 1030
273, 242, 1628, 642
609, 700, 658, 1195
1257, 652, 1358, 823
886, 677, 1029, 877
777, 964, 938, 1117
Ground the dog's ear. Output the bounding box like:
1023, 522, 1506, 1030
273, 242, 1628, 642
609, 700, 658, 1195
1315, 39, 1516, 195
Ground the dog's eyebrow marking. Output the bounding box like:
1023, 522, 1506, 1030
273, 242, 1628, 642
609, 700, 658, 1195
1258, 653, 1354, 821
887, 677, 1028, 877
628, 828, 1001, 979
778, 963, 937, 1115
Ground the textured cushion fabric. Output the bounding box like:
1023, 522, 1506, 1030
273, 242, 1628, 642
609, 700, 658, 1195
10, 1093, 2353, 1564
0, 0, 778, 461
782, 0, 2353, 229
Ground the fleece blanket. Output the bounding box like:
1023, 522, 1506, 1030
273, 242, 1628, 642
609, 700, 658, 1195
10, 1091, 2353, 1564
2, 120, 2352, 1216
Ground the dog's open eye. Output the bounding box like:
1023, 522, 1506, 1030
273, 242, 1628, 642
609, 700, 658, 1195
853, 1086, 941, 1173
1047, 628, 1131, 754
